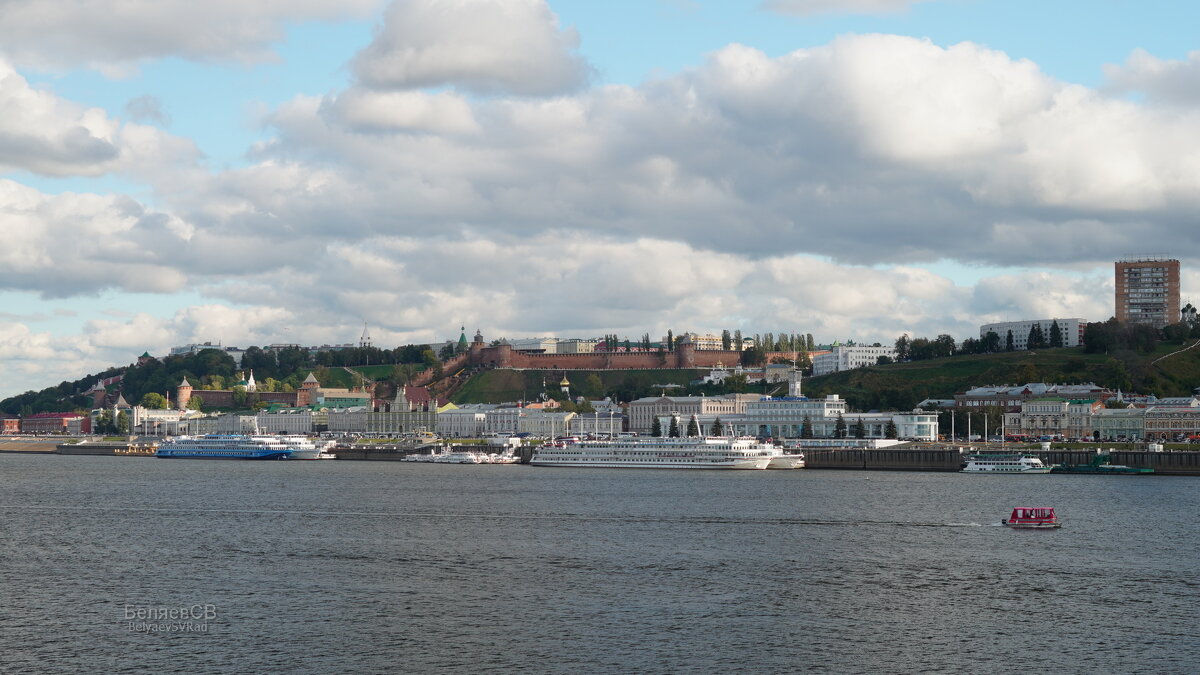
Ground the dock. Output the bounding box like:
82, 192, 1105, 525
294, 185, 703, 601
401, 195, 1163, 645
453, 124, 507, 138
803, 445, 1200, 475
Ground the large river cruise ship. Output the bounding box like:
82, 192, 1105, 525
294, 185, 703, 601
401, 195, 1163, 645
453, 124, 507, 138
156, 434, 328, 460
530, 437, 777, 470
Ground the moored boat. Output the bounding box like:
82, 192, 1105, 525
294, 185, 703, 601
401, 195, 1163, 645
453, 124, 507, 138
961, 453, 1051, 474
1050, 454, 1153, 474
767, 451, 806, 469
1002, 506, 1061, 528
531, 436, 775, 469
155, 434, 319, 460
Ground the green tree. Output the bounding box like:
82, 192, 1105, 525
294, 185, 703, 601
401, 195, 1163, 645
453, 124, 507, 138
140, 392, 168, 409
686, 417, 700, 437
116, 411, 129, 434
721, 330, 732, 351
668, 417, 680, 438
734, 330, 743, 350
232, 385, 248, 408
894, 334, 911, 361
983, 331, 1001, 353
97, 409, 114, 434
710, 417, 723, 436
801, 414, 814, 439
667, 329, 674, 352
1027, 323, 1046, 349
834, 413, 847, 439
584, 374, 603, 396
1006, 330, 1014, 351
885, 419, 898, 439
186, 396, 204, 411
1049, 320, 1063, 348
853, 418, 866, 438
651, 417, 662, 437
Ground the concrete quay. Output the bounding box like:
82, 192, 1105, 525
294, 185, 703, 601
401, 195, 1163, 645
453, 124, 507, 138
803, 445, 1200, 475
56, 440, 157, 456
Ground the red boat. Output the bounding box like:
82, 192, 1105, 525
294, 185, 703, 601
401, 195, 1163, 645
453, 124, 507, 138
1002, 506, 1061, 529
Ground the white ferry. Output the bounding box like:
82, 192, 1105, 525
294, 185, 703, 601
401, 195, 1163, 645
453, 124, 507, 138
530, 437, 775, 470
767, 452, 806, 469
960, 453, 1052, 474
156, 434, 328, 460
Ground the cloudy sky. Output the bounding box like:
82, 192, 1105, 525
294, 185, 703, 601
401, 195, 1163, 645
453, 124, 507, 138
2, 0, 1199, 399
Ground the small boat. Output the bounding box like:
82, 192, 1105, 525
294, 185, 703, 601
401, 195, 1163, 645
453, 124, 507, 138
1002, 506, 1061, 529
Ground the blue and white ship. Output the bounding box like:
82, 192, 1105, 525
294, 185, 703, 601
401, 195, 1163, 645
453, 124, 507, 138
155, 434, 327, 460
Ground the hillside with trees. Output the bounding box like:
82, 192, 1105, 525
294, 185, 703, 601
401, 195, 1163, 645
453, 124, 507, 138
0, 344, 442, 416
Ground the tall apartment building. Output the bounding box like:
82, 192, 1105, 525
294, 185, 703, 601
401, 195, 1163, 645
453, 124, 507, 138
1115, 258, 1180, 327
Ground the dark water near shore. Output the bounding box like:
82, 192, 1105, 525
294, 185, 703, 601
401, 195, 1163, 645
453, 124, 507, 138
1, 455, 1197, 674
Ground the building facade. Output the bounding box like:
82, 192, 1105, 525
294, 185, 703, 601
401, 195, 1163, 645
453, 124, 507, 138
627, 394, 758, 433
21, 412, 90, 434
723, 394, 937, 441
811, 345, 897, 376
979, 318, 1085, 350
1003, 399, 1104, 439
1115, 257, 1180, 327
955, 383, 1113, 411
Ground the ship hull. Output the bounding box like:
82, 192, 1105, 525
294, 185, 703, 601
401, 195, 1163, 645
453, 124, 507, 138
155, 450, 292, 460
530, 458, 770, 470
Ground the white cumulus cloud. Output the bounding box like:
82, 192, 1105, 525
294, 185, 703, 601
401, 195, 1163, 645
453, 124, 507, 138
0, 0, 382, 71
352, 0, 593, 95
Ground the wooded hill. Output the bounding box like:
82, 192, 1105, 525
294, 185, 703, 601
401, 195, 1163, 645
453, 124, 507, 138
0, 344, 440, 416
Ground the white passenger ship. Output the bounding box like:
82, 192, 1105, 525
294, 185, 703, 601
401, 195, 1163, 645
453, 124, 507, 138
960, 453, 1052, 474
156, 434, 329, 460
530, 437, 777, 470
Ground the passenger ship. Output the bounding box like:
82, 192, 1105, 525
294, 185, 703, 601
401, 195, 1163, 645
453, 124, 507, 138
530, 437, 777, 470
156, 434, 329, 460
960, 453, 1052, 474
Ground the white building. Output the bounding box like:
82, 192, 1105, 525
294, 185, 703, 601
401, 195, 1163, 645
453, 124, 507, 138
557, 339, 598, 354
627, 394, 758, 433
979, 318, 1085, 351
566, 411, 624, 436
811, 345, 897, 376
257, 407, 321, 434
437, 407, 488, 437
662, 332, 726, 350
508, 337, 560, 353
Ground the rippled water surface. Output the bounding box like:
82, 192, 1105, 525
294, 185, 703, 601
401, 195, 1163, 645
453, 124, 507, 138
1, 454, 1197, 674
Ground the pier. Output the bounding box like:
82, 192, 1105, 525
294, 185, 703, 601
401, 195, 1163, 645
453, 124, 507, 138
55, 440, 157, 456
803, 445, 1200, 475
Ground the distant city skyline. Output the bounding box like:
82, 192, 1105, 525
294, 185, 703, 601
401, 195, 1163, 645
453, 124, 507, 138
2, 0, 1199, 399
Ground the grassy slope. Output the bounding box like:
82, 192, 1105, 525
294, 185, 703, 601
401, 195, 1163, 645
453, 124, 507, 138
803, 342, 1200, 409
450, 341, 1200, 409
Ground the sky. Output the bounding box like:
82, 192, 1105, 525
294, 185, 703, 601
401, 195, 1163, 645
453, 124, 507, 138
3, 0, 1200, 400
